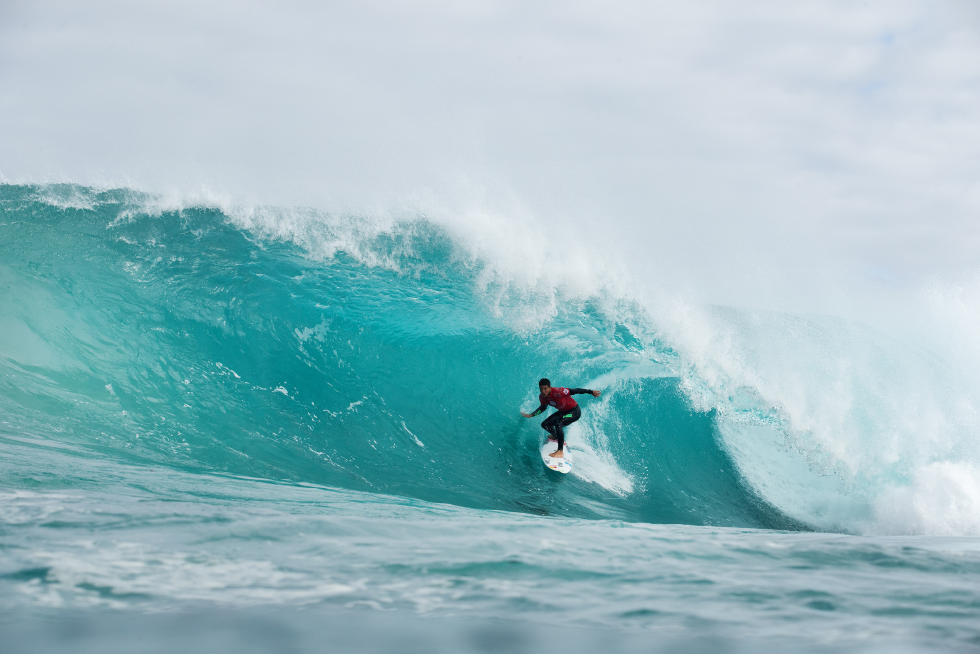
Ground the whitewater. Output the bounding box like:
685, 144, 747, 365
2, 183, 980, 651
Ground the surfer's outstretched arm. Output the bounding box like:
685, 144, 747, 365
520, 401, 547, 418
569, 388, 601, 397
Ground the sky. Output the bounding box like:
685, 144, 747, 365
1, 0, 979, 309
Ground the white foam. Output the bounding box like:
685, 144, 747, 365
30, 186, 103, 211
567, 436, 635, 497
0, 490, 74, 525
401, 421, 425, 448
873, 462, 980, 536
654, 298, 980, 535
554, 388, 636, 497
23, 541, 355, 607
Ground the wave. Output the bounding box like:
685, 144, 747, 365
2, 183, 977, 535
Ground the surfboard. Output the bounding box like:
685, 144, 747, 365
540, 439, 572, 474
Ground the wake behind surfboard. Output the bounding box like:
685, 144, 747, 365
540, 439, 572, 474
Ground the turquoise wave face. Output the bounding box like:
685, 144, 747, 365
0, 184, 799, 529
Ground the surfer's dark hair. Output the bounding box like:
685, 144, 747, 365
539, 378, 551, 387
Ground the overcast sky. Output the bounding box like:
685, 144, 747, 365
2, 0, 979, 310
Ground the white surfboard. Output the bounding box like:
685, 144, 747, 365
540, 439, 572, 474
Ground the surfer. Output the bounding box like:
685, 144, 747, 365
521, 378, 601, 458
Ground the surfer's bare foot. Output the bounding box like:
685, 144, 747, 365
549, 450, 564, 458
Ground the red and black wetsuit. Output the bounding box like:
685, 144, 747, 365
529, 387, 594, 451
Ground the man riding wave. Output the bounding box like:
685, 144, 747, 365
521, 378, 601, 458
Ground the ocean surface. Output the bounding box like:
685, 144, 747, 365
2, 183, 980, 652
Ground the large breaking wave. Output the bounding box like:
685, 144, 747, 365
2, 183, 978, 535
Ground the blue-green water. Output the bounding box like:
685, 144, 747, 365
2, 184, 980, 652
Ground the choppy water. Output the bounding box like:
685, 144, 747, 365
2, 184, 980, 651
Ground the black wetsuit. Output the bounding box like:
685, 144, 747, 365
530, 388, 594, 451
